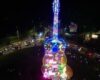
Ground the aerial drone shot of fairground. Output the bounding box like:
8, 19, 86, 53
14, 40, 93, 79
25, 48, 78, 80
0, 0, 100, 80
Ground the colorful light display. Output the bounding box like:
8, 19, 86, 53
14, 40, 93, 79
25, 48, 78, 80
42, 0, 73, 80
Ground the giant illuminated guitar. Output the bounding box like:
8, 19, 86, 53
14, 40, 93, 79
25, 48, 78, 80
42, 0, 73, 80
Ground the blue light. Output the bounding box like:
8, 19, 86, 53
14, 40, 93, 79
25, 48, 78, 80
52, 44, 59, 53
38, 32, 43, 37
44, 0, 67, 51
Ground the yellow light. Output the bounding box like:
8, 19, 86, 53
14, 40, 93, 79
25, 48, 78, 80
91, 34, 98, 39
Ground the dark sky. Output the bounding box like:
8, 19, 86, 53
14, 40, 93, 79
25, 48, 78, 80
0, 0, 100, 37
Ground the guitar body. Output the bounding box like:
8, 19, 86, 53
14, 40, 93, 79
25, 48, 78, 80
42, 38, 73, 80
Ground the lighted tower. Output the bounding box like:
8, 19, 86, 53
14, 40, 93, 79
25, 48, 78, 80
53, 0, 60, 40
42, 0, 73, 80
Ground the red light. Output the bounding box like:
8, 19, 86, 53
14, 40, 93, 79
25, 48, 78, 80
87, 52, 93, 58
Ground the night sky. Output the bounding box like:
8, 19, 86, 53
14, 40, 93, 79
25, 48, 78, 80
0, 0, 100, 37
